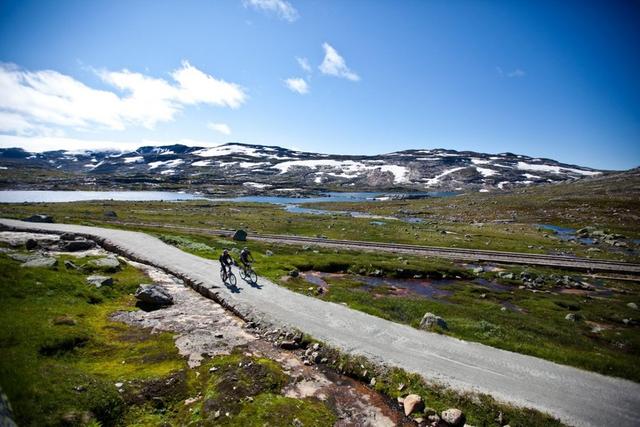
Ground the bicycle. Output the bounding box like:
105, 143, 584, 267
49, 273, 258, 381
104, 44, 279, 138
239, 263, 258, 283
220, 266, 237, 286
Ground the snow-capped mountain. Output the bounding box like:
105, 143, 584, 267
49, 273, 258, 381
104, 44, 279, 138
0, 143, 604, 193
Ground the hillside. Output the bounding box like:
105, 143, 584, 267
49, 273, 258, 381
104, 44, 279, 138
0, 143, 605, 195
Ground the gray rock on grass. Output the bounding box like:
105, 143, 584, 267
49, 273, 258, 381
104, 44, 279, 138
21, 257, 58, 268
135, 284, 174, 309
89, 255, 121, 272
419, 312, 448, 330
60, 239, 96, 252
86, 275, 113, 288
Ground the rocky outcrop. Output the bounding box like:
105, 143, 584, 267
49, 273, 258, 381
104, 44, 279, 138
135, 284, 174, 310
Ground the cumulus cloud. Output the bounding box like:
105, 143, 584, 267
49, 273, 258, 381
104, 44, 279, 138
496, 66, 526, 78
207, 122, 232, 135
0, 134, 222, 153
296, 56, 311, 73
507, 68, 526, 78
284, 77, 309, 94
243, 0, 298, 22
0, 61, 247, 134
319, 43, 359, 81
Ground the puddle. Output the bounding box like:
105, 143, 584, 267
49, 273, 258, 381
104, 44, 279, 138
299, 270, 456, 302
538, 224, 596, 245
473, 278, 511, 292
358, 276, 454, 301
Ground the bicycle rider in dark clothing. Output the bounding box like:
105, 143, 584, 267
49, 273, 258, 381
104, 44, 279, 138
219, 249, 233, 276
239, 247, 254, 271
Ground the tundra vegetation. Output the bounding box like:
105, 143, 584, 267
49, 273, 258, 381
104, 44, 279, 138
0, 173, 638, 424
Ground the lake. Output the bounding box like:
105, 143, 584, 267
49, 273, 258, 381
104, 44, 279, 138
0, 190, 454, 204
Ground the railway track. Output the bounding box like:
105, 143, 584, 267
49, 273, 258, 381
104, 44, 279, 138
113, 221, 640, 274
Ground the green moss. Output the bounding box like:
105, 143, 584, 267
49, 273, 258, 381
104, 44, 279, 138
0, 254, 187, 426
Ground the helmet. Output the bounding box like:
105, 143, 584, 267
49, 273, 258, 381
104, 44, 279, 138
223, 249, 228, 254
243, 247, 248, 251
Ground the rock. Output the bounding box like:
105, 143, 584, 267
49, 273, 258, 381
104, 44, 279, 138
53, 315, 77, 326
60, 233, 77, 241
472, 267, 484, 274
289, 269, 299, 278
60, 410, 94, 425
565, 313, 582, 322
403, 394, 424, 416
419, 312, 448, 330
265, 250, 273, 256
89, 255, 121, 272
64, 260, 78, 270
279, 340, 300, 350
21, 257, 58, 268
628, 302, 638, 310
23, 214, 54, 223
9, 253, 38, 263
135, 284, 174, 309
441, 408, 465, 426
60, 239, 96, 252
86, 275, 113, 288
25, 239, 38, 250
232, 229, 247, 241
104, 210, 118, 218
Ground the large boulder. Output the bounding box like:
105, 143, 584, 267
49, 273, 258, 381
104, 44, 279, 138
232, 229, 247, 241
419, 312, 448, 330
88, 255, 121, 272
60, 239, 96, 252
135, 284, 174, 310
23, 214, 54, 223
86, 275, 113, 288
104, 210, 118, 218
21, 257, 58, 268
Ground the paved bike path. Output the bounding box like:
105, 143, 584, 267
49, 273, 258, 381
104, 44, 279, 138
1, 219, 638, 427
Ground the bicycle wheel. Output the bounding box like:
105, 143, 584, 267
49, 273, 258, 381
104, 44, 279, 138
228, 272, 237, 286
248, 269, 257, 283
239, 268, 247, 280
220, 269, 226, 282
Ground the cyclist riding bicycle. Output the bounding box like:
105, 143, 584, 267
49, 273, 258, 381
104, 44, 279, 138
219, 249, 233, 276
239, 247, 254, 272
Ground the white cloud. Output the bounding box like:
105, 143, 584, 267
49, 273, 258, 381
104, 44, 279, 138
0, 61, 247, 134
296, 56, 311, 72
208, 122, 232, 135
0, 134, 223, 153
319, 43, 359, 81
507, 69, 526, 78
284, 77, 309, 94
243, 0, 299, 22
497, 66, 526, 78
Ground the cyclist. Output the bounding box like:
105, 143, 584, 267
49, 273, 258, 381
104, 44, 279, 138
239, 247, 254, 273
219, 249, 233, 278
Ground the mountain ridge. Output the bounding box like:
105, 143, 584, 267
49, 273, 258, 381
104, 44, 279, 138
0, 142, 606, 194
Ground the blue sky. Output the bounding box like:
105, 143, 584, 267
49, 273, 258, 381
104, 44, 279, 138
0, 0, 638, 170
